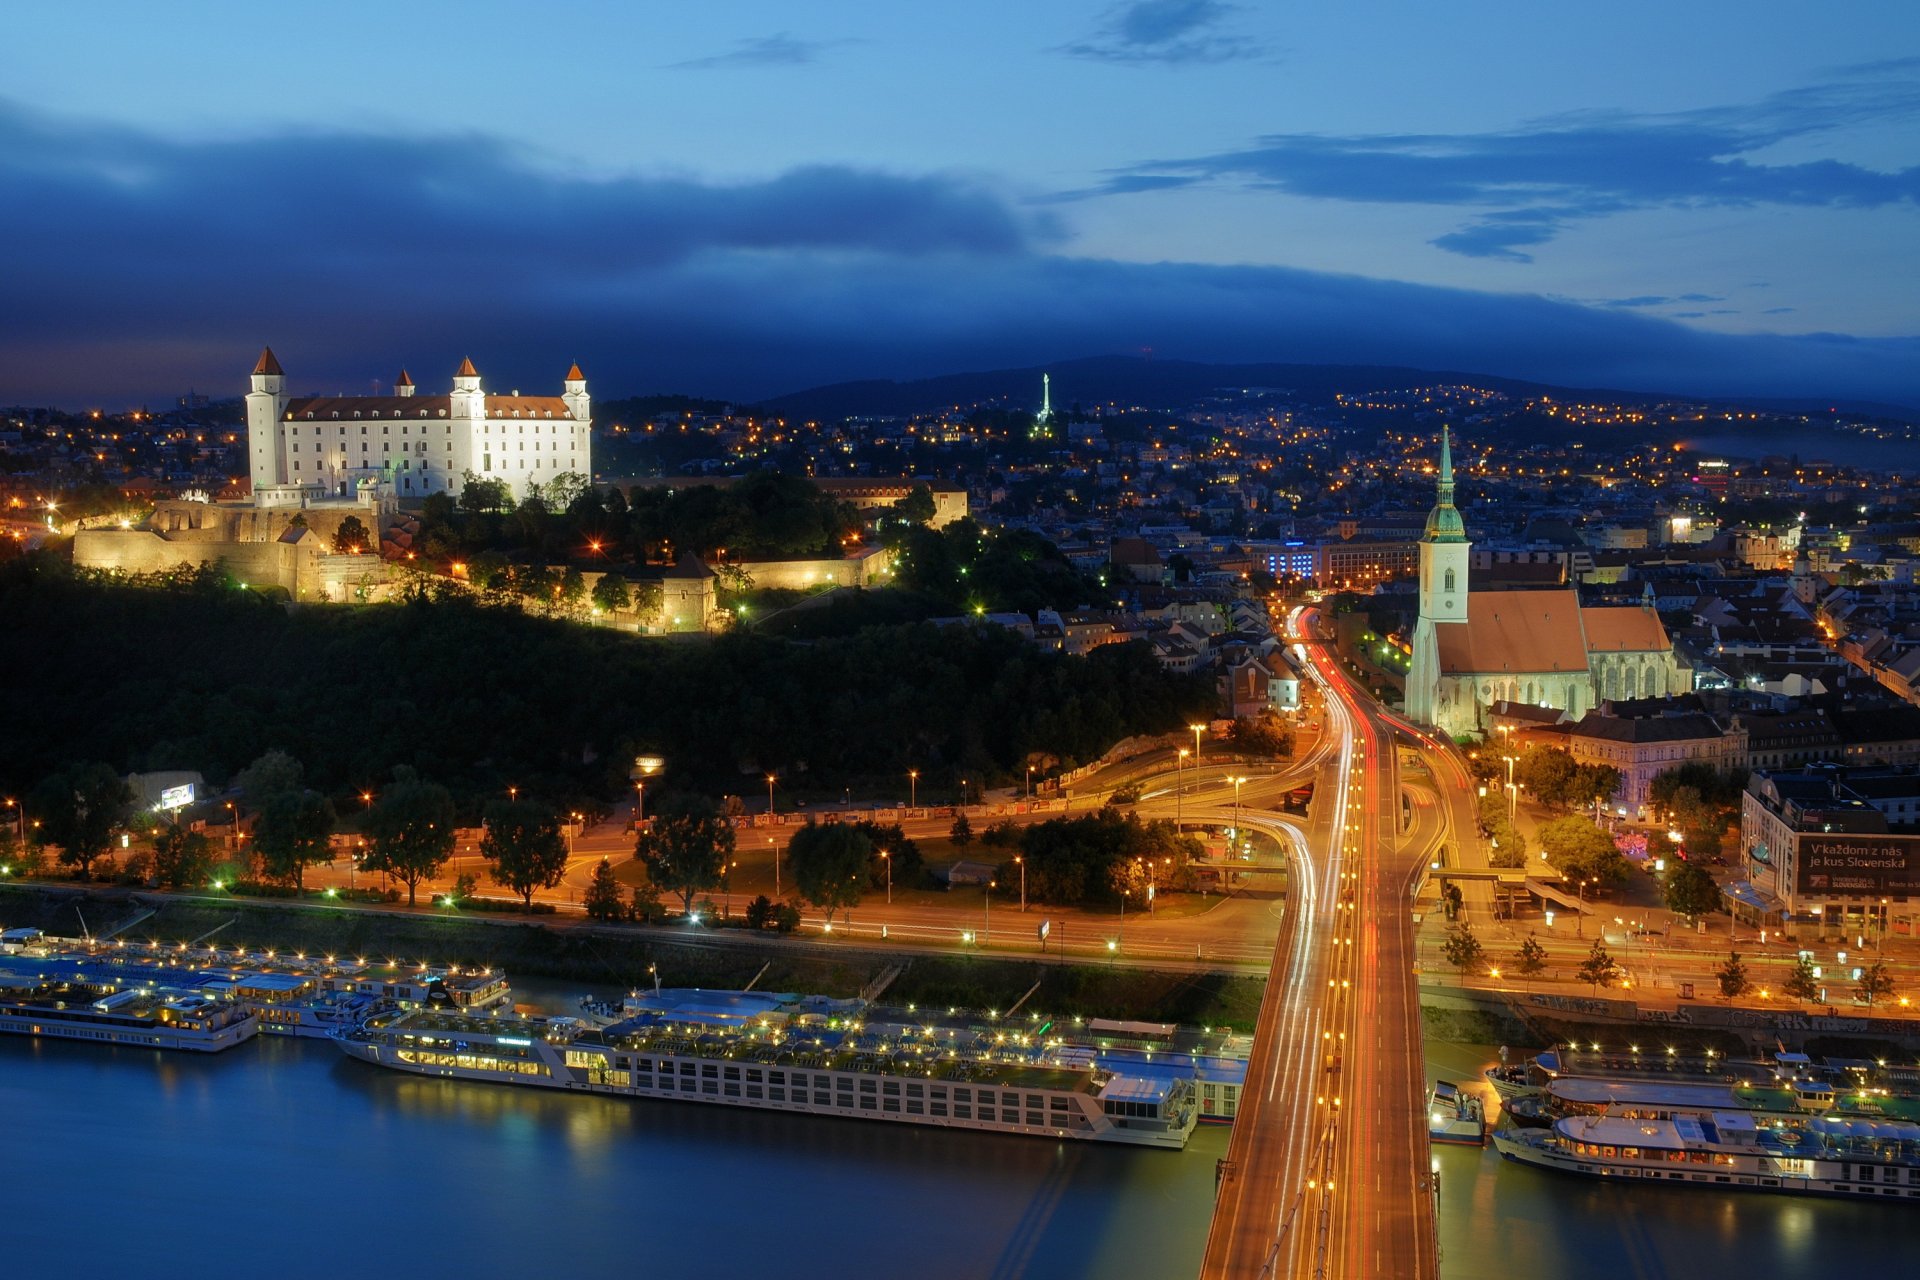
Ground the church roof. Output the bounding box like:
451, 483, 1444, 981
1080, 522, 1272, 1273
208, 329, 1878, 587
253, 347, 284, 376
1579, 606, 1669, 653
1437, 589, 1586, 674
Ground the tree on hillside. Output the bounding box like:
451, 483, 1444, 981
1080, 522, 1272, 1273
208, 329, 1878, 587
362, 771, 456, 906
896, 483, 937, 526
331, 515, 369, 555
950, 813, 974, 850
1515, 935, 1548, 977
1229, 716, 1293, 757
152, 819, 214, 889
1717, 952, 1751, 1002
1578, 939, 1619, 991
633, 794, 731, 914
32, 762, 133, 879
1784, 954, 1821, 1004
852, 820, 922, 891
1663, 860, 1721, 923
583, 858, 624, 922
788, 821, 870, 926
235, 749, 305, 812
481, 797, 569, 907
255, 788, 337, 889
591, 574, 631, 614
1538, 815, 1630, 886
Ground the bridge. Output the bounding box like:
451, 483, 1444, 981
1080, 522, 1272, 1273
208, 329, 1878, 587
1200, 614, 1442, 1280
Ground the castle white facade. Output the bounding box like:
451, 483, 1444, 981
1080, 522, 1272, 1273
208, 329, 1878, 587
245, 348, 591, 507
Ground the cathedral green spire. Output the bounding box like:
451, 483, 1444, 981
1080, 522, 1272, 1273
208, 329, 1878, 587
1423, 425, 1466, 543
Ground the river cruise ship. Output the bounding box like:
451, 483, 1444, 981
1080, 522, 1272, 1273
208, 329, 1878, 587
335, 1003, 1198, 1148
1494, 1108, 1920, 1201
0, 979, 258, 1052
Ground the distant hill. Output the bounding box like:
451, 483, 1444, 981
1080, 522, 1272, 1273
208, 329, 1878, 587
754, 355, 1918, 423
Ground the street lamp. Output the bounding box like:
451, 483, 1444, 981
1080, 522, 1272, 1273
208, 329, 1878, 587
1190, 723, 1205, 764
766, 774, 777, 816
984, 880, 994, 946
1576, 878, 1593, 935
508, 785, 518, 803
770, 836, 780, 898
1015, 854, 1027, 912
882, 850, 892, 905
1026, 764, 1033, 800
909, 770, 918, 811
1232, 775, 1248, 828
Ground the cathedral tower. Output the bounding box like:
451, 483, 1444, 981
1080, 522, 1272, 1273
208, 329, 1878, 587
245, 346, 288, 493
1406, 426, 1472, 726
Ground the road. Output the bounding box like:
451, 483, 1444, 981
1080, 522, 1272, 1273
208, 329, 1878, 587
1201, 611, 1440, 1280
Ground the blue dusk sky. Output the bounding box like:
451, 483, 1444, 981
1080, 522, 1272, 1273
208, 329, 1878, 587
1, 1, 1916, 406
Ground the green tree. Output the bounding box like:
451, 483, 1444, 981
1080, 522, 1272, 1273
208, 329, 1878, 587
459, 471, 513, 513
1568, 763, 1622, 811
1578, 939, 1619, 991
362, 771, 456, 907
152, 820, 214, 889
1784, 954, 1821, 1004
1229, 715, 1293, 757
254, 789, 336, 889
1442, 922, 1486, 974
1514, 746, 1579, 807
1717, 952, 1751, 1002
787, 820, 870, 926
331, 515, 370, 555
1663, 860, 1721, 922
950, 813, 974, 850
481, 798, 569, 907
583, 858, 624, 922
558, 568, 588, 615
633, 794, 732, 914
1538, 815, 1630, 886
1515, 935, 1548, 977
591, 574, 631, 614
234, 748, 305, 812
630, 873, 668, 924
1856, 961, 1896, 1007
896, 483, 937, 526
32, 762, 133, 879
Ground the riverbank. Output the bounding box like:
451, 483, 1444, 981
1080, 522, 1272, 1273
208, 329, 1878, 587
0, 884, 1267, 1029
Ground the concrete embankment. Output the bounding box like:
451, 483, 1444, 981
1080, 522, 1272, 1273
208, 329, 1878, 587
0, 884, 1268, 1030
1421, 982, 1920, 1059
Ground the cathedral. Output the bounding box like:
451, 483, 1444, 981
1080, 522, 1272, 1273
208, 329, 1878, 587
1404, 429, 1690, 739
245, 349, 591, 508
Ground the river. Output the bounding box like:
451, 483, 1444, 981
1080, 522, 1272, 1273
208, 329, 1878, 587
3, 990, 1910, 1278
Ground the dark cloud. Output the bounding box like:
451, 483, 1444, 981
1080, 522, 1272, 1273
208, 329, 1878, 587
0, 101, 1911, 409
1057, 1, 1265, 65
667, 32, 854, 70
1076, 62, 1920, 257
1602, 293, 1723, 309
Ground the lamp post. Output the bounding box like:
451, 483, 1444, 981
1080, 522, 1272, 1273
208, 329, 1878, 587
882, 850, 892, 905
909, 770, 918, 812
1015, 854, 1026, 911
224, 801, 239, 849
766, 774, 776, 817
984, 880, 994, 946
1576, 878, 1592, 936
1026, 765, 1033, 801
634, 780, 646, 827
4, 799, 20, 849
771, 836, 780, 898
1190, 723, 1205, 766
1232, 775, 1248, 830
508, 785, 518, 804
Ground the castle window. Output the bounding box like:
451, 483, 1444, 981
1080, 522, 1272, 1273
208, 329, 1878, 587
371, 411, 380, 419
353, 411, 361, 419
1444, 568, 1455, 591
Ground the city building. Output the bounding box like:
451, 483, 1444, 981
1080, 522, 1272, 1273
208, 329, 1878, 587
1405, 428, 1690, 738
247, 349, 590, 507
1740, 768, 1919, 939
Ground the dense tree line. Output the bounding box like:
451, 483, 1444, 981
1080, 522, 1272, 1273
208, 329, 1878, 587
0, 557, 1212, 814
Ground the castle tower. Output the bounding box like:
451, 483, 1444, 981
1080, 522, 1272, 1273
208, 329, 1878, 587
1406, 426, 1472, 727
562, 360, 589, 423
1038, 372, 1053, 424
245, 346, 289, 495
449, 355, 485, 420
394, 369, 415, 398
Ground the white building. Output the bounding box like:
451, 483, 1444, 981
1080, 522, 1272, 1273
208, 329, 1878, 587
246, 348, 591, 507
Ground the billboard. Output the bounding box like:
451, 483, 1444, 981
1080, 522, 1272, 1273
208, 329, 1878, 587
1797, 833, 1920, 896
157, 783, 195, 811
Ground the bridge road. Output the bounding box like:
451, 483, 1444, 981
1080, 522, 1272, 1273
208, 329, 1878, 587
1200, 614, 1440, 1280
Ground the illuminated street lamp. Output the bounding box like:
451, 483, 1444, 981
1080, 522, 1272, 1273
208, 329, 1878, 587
1026, 764, 1034, 800
1014, 854, 1027, 912
881, 849, 892, 905
766, 774, 777, 816
909, 770, 919, 811
1190, 723, 1206, 764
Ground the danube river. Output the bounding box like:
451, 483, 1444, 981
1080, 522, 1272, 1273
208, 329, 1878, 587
5, 1000, 1912, 1278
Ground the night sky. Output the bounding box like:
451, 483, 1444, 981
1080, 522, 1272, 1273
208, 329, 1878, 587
2, 1, 1915, 406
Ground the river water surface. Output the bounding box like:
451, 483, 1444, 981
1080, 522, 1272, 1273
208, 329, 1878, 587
5, 991, 1911, 1278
